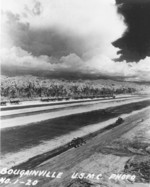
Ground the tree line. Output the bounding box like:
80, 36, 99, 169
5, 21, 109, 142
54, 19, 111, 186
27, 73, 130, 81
0, 76, 137, 100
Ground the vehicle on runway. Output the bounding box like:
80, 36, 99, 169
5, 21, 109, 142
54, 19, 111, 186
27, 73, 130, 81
10, 99, 20, 104
68, 138, 86, 148
0, 101, 7, 106
41, 98, 50, 102
115, 117, 124, 125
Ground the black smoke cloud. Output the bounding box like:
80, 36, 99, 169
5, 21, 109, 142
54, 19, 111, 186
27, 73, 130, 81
114, 0, 150, 62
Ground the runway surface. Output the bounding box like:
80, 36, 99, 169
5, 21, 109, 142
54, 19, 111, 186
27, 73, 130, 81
1, 95, 150, 171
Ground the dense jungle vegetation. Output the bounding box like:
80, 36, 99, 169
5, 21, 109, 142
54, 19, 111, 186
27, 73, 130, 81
1, 75, 147, 100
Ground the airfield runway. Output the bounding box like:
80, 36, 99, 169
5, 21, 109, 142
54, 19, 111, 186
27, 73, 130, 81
1, 95, 150, 170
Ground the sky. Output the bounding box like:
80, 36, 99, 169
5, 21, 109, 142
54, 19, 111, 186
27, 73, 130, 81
0, 0, 150, 82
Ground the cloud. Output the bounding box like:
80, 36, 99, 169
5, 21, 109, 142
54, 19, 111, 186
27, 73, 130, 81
1, 46, 150, 82
125, 57, 150, 82
0, 47, 88, 76
1, 11, 30, 48
24, 0, 43, 16
0, 0, 150, 82
32, 1, 42, 15
1, 0, 126, 58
